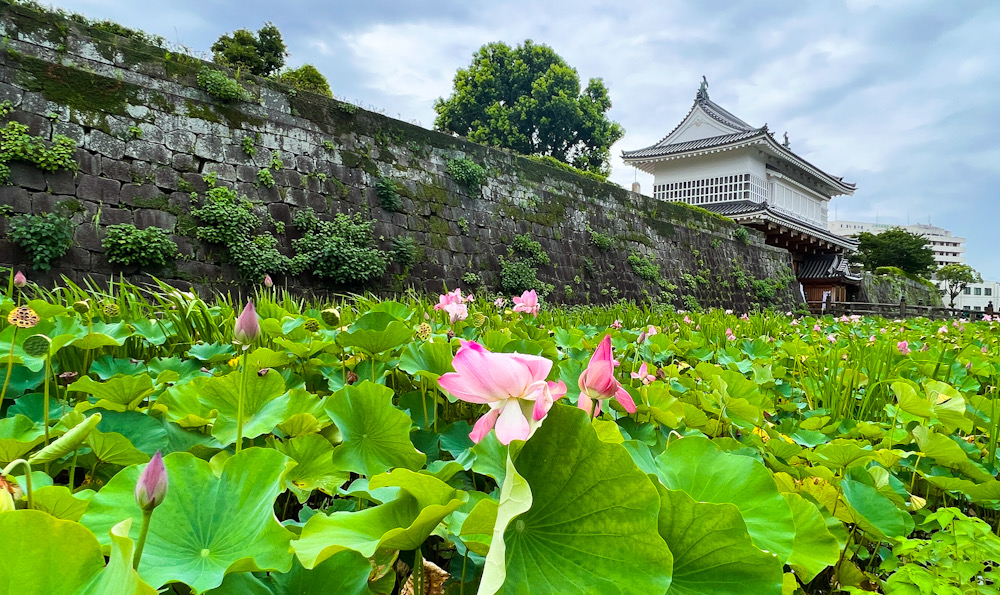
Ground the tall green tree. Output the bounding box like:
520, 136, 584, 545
211, 23, 286, 77
852, 227, 936, 277
936, 263, 982, 307
434, 40, 624, 176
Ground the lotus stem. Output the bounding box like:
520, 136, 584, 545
2, 459, 33, 509
235, 349, 248, 453
42, 352, 51, 446
133, 509, 153, 570
0, 327, 18, 412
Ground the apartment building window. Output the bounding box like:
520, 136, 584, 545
975, 287, 982, 296
964, 287, 972, 295
987, 288, 993, 296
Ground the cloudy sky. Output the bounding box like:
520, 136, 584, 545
43, 0, 1000, 278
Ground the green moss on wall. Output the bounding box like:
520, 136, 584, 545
12, 52, 142, 116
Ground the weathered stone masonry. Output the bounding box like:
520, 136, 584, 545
0, 2, 799, 311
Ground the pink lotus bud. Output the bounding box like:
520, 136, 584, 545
263, 274, 273, 288
234, 301, 261, 344
135, 451, 168, 512
13, 271, 26, 288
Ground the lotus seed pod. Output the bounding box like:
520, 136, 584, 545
72, 300, 90, 314
7, 306, 39, 329
471, 312, 487, 328
103, 303, 120, 317
417, 322, 432, 340
22, 334, 51, 358
321, 308, 341, 327
304, 318, 320, 332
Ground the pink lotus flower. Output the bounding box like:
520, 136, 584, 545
868, 335, 876, 344
740, 313, 749, 320
234, 301, 260, 344
813, 324, 822, 332
983, 345, 989, 354
13, 271, 26, 288
135, 451, 168, 511
578, 335, 636, 417
725, 309, 734, 315
438, 340, 566, 444
646, 325, 658, 336
683, 315, 692, 324
790, 319, 799, 326
443, 302, 468, 324
897, 341, 910, 355
512, 290, 539, 315
827, 334, 837, 343
631, 362, 656, 384
725, 327, 736, 341
611, 319, 622, 330
263, 274, 273, 288
938, 326, 948, 334
435, 289, 472, 311
494, 297, 506, 308
921, 344, 929, 351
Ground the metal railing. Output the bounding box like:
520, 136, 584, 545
806, 298, 991, 321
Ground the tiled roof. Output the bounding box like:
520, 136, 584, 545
621, 129, 764, 159
698, 200, 860, 251
698, 92, 755, 132
798, 254, 864, 282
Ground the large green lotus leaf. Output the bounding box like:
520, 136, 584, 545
656, 485, 782, 595
52, 321, 131, 352
95, 410, 169, 455
188, 342, 237, 364
783, 492, 840, 582
892, 381, 934, 418
159, 370, 289, 445
325, 381, 426, 476
470, 431, 507, 483
0, 414, 45, 463
129, 319, 169, 346
923, 380, 973, 434
398, 339, 455, 381
336, 312, 412, 355
478, 453, 532, 595
90, 356, 146, 379
840, 479, 913, 540
0, 510, 154, 595
207, 552, 372, 595
911, 425, 969, 467
275, 434, 349, 502
81, 448, 295, 593
293, 468, 464, 568
487, 404, 674, 595
805, 440, 876, 471
655, 436, 795, 563
244, 348, 295, 370
31, 485, 90, 521
86, 429, 151, 466
273, 337, 338, 360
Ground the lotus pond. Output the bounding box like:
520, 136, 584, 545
2, 276, 1000, 594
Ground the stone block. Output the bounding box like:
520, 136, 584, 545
102, 160, 134, 183
134, 208, 178, 231
77, 175, 122, 203
164, 130, 196, 153
124, 140, 171, 165
30, 193, 62, 214
74, 223, 104, 252
155, 167, 179, 191
8, 162, 46, 191
100, 207, 134, 226
172, 153, 199, 173
44, 170, 76, 195
88, 131, 125, 159
0, 186, 30, 214
236, 165, 258, 183
52, 121, 85, 144
75, 149, 100, 175
0, 81, 23, 107
10, 111, 50, 138
119, 184, 159, 206
202, 162, 236, 182
63, 247, 91, 270
194, 135, 225, 161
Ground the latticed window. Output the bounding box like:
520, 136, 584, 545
653, 173, 767, 204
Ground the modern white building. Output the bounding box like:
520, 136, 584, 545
945, 280, 999, 312
827, 220, 966, 267
623, 79, 861, 305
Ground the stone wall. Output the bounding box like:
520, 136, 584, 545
859, 272, 943, 307
0, 2, 799, 311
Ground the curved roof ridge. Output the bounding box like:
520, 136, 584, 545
697, 95, 755, 133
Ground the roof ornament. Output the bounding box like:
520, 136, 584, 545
698, 76, 709, 99
782, 132, 790, 149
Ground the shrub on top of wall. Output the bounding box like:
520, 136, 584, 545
447, 158, 488, 195
197, 67, 247, 102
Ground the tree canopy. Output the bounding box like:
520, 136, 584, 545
433, 40, 624, 177
279, 65, 333, 97
936, 263, 982, 308
211, 23, 286, 77
852, 228, 936, 277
